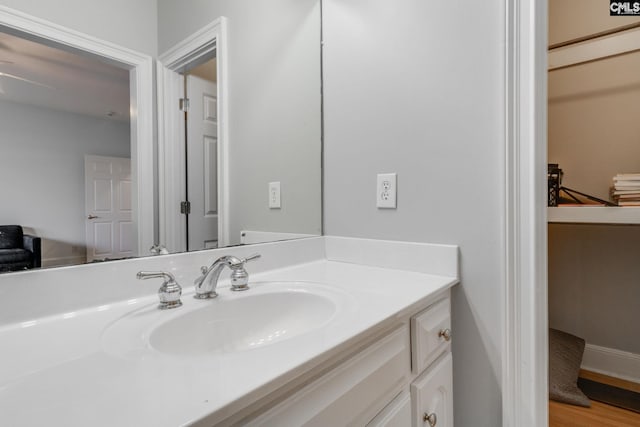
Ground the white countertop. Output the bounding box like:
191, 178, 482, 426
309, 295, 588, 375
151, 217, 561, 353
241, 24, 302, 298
0, 259, 457, 426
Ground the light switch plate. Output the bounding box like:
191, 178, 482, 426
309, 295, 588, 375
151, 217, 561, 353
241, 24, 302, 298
377, 173, 397, 208
269, 181, 281, 209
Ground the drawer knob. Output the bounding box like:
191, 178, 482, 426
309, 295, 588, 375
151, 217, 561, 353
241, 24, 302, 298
438, 328, 452, 341
423, 412, 437, 426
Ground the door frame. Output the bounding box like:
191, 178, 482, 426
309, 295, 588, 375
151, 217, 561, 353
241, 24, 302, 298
503, 0, 548, 426
157, 17, 229, 252
0, 5, 155, 258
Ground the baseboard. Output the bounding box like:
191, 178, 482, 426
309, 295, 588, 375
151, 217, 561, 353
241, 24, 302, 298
582, 344, 640, 384
42, 255, 86, 268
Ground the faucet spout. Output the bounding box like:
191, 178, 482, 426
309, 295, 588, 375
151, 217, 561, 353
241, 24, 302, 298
194, 254, 260, 299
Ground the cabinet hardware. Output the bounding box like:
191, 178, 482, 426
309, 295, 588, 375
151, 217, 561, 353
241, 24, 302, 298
423, 412, 437, 426
438, 328, 451, 341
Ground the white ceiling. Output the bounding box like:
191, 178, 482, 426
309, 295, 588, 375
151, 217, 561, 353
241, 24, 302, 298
0, 31, 130, 122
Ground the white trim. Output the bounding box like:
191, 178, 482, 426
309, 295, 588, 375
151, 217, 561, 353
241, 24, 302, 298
0, 6, 155, 257
157, 63, 187, 253
504, 0, 549, 426
324, 236, 459, 278
157, 17, 230, 251
240, 231, 317, 245
582, 344, 640, 384
549, 26, 640, 71
548, 206, 640, 224
42, 255, 87, 268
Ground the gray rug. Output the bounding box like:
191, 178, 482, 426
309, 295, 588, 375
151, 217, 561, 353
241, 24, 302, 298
549, 328, 591, 407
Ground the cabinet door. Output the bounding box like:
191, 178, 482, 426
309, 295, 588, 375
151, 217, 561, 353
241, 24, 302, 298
245, 327, 410, 427
411, 297, 451, 374
411, 353, 453, 427
366, 391, 412, 427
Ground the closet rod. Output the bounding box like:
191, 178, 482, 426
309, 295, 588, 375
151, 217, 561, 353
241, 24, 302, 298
549, 21, 640, 50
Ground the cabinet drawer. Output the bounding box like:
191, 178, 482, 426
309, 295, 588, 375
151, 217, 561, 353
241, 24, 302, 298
366, 391, 411, 427
411, 353, 453, 427
245, 327, 410, 427
411, 297, 451, 374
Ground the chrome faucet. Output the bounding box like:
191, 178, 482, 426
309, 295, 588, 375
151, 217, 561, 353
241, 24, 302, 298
194, 254, 261, 299
137, 271, 182, 309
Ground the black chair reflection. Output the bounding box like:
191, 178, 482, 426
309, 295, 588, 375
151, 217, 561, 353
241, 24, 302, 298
0, 225, 41, 272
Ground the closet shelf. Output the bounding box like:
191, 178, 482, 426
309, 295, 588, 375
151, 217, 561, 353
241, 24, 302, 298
548, 206, 640, 225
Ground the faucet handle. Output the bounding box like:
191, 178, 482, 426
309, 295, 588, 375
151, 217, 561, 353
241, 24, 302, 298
137, 271, 182, 310
241, 253, 261, 264
230, 253, 261, 292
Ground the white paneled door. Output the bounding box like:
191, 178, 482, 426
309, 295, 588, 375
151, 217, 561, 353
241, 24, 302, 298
84, 155, 134, 262
187, 75, 218, 250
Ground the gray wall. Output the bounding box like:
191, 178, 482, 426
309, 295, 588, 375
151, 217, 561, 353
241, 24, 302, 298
158, 0, 322, 245
0, 0, 158, 56
322, 1, 505, 425
0, 100, 130, 266
548, 50, 640, 201
549, 224, 640, 355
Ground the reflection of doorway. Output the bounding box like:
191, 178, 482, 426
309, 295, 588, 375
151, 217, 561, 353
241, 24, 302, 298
158, 18, 229, 253
0, 9, 154, 268
0, 30, 135, 267
84, 155, 133, 262
185, 70, 219, 250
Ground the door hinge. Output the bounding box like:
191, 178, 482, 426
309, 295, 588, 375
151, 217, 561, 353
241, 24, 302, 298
180, 201, 191, 214
179, 97, 190, 112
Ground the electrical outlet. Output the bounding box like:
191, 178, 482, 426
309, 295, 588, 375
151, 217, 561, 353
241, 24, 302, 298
269, 181, 281, 209
377, 173, 397, 208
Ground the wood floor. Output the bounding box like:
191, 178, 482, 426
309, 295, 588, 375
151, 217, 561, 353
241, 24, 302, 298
549, 370, 640, 427
549, 400, 640, 427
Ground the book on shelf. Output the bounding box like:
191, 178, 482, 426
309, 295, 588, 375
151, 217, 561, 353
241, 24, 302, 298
612, 184, 640, 190
618, 201, 640, 206
614, 173, 640, 180
611, 189, 640, 195
556, 203, 605, 207
613, 194, 640, 202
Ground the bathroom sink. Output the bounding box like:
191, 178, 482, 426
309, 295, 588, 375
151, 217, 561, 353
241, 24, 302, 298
102, 282, 349, 358
150, 289, 336, 355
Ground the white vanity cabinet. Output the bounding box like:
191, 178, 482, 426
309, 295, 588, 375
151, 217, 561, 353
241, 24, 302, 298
233, 293, 453, 427
409, 297, 453, 427
243, 327, 411, 426
0, 236, 459, 427
369, 295, 453, 427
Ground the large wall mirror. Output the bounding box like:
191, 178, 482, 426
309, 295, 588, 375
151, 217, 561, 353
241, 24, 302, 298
0, 0, 321, 274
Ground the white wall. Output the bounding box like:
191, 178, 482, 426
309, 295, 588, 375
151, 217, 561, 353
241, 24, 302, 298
0, 100, 130, 266
157, 0, 322, 245
0, 0, 158, 56
322, 1, 505, 425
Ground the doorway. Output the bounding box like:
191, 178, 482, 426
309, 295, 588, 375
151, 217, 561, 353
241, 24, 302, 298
546, 3, 640, 426
158, 18, 229, 253
0, 9, 154, 268
84, 155, 133, 262
183, 58, 219, 251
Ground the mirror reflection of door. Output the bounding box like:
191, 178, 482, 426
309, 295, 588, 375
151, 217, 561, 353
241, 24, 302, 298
181, 57, 219, 251
84, 155, 133, 262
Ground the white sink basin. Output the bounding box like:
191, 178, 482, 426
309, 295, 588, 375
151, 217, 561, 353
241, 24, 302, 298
150, 290, 336, 355
102, 282, 350, 358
